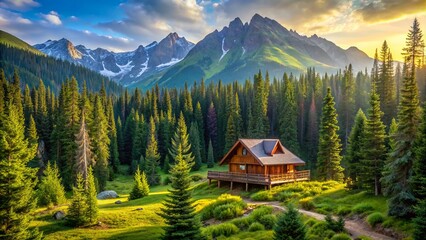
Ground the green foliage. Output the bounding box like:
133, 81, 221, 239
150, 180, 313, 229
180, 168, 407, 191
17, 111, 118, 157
336, 206, 351, 216
129, 167, 150, 200
158, 154, 203, 239
345, 109, 366, 188
273, 204, 306, 240
317, 88, 344, 181
258, 214, 277, 230
230, 217, 253, 230
250, 191, 274, 201
201, 194, 247, 221
366, 212, 385, 227
189, 122, 203, 171
330, 233, 351, 240
279, 75, 300, 154
145, 116, 160, 185
67, 174, 88, 227
37, 162, 66, 207
190, 174, 204, 182
324, 214, 345, 232
299, 197, 315, 210
85, 167, 98, 225
213, 203, 245, 220
203, 223, 239, 238
169, 112, 194, 168
413, 200, 426, 240
250, 206, 273, 222
352, 203, 375, 215
412, 103, 426, 199
248, 222, 265, 232
207, 139, 214, 168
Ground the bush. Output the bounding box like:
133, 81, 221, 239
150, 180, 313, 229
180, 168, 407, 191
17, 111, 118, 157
308, 221, 332, 237
162, 176, 171, 185
304, 218, 318, 227
275, 191, 293, 202
191, 174, 204, 182
366, 212, 385, 227
352, 203, 375, 215
355, 236, 373, 240
231, 217, 253, 230
213, 203, 244, 220
250, 206, 273, 221
204, 223, 239, 238
250, 191, 273, 201
299, 197, 315, 210
336, 206, 352, 216
325, 214, 345, 233
331, 233, 352, 240
259, 214, 277, 229
307, 234, 322, 240
248, 222, 265, 232
201, 194, 247, 221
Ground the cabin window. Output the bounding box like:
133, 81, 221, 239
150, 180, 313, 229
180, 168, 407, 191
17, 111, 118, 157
239, 165, 246, 171
287, 165, 294, 173
242, 148, 247, 156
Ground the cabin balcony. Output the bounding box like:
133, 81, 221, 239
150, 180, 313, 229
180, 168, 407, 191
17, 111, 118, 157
207, 170, 310, 190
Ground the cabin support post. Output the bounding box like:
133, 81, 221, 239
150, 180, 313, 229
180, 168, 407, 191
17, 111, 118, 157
230, 181, 233, 190
269, 184, 272, 190
208, 179, 211, 185
218, 180, 221, 188
245, 182, 248, 191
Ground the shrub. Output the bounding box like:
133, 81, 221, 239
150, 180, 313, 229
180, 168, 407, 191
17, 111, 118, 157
355, 236, 373, 240
325, 214, 345, 233
213, 203, 244, 220
231, 217, 252, 230
259, 214, 277, 229
308, 221, 331, 237
352, 203, 375, 215
336, 206, 352, 216
274, 205, 306, 240
366, 212, 385, 227
304, 218, 318, 227
316, 203, 335, 213
307, 234, 322, 240
248, 222, 265, 232
201, 194, 247, 221
275, 191, 293, 202
37, 162, 66, 207
191, 174, 204, 182
250, 206, 273, 221
163, 176, 171, 185
204, 223, 239, 238
299, 197, 315, 210
250, 191, 273, 201
331, 233, 352, 240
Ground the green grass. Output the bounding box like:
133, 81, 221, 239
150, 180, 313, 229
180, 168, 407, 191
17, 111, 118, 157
0, 30, 44, 55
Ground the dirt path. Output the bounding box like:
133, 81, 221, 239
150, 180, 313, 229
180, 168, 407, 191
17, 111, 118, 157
246, 200, 395, 240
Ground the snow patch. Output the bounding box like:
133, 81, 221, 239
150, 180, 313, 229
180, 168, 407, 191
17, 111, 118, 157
219, 38, 229, 62
156, 58, 182, 68
136, 56, 149, 78
100, 60, 134, 78
242, 46, 246, 56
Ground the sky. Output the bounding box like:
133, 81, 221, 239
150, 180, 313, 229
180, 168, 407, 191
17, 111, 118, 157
1, 0, 425, 61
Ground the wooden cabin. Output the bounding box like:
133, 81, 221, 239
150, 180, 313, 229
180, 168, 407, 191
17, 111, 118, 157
207, 139, 310, 191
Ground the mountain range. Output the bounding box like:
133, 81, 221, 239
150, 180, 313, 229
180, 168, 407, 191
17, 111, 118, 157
33, 14, 373, 89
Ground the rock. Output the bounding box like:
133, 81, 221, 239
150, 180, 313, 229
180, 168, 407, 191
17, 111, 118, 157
115, 200, 122, 204
97, 190, 119, 200
53, 211, 65, 220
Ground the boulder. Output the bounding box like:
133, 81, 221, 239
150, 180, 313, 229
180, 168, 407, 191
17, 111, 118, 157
53, 211, 65, 220
115, 200, 122, 204
97, 190, 119, 200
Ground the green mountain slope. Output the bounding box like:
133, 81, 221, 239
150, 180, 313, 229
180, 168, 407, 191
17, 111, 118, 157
0, 30, 43, 55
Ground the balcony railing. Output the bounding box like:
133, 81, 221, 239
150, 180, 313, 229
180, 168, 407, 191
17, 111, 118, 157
207, 170, 310, 185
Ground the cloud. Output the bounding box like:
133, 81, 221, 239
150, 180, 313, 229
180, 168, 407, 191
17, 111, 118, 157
41, 11, 62, 25
0, 8, 135, 52
355, 0, 426, 23
98, 0, 213, 45
0, 0, 39, 11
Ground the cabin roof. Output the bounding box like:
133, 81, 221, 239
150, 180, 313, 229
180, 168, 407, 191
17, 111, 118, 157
219, 139, 305, 166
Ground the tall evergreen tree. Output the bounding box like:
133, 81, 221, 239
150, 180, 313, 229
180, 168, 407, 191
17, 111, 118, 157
189, 122, 202, 171
145, 116, 161, 185
169, 112, 194, 168
317, 88, 344, 181
413, 200, 426, 240
345, 109, 367, 188
129, 166, 149, 200
75, 111, 92, 181
273, 205, 306, 240
207, 139, 214, 168
279, 77, 299, 154
159, 154, 203, 240
0, 103, 41, 239
412, 104, 426, 199
67, 174, 88, 227
85, 167, 98, 225
37, 162, 66, 207
107, 98, 119, 174
360, 84, 387, 195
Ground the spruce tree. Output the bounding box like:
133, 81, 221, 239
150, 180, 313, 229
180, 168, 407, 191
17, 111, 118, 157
67, 174, 88, 227
75, 111, 93, 181
189, 122, 202, 171
279, 77, 299, 154
129, 166, 149, 200
413, 200, 426, 240
360, 84, 387, 195
85, 167, 98, 225
317, 88, 344, 181
345, 109, 367, 188
145, 116, 160, 185
159, 155, 203, 240
0, 103, 42, 239
412, 105, 426, 199
273, 205, 306, 240
107, 98, 119, 174
207, 139, 214, 168
382, 19, 423, 218
169, 112, 194, 168
37, 162, 66, 207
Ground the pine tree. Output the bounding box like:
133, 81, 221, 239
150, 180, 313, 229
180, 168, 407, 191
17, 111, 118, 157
75, 111, 93, 181
169, 112, 194, 168
360, 84, 387, 195
194, 102, 206, 161
37, 162, 66, 207
85, 167, 98, 225
189, 122, 202, 171
345, 109, 367, 188
163, 155, 170, 173
67, 174, 88, 227
107, 98, 119, 174
158, 156, 203, 240
382, 19, 423, 218
412, 105, 426, 199
207, 139, 214, 168
279, 77, 299, 154
0, 103, 42, 239
413, 200, 426, 240
145, 116, 160, 185
340, 64, 355, 148
129, 166, 149, 200
91, 96, 110, 191
317, 88, 344, 181
207, 102, 218, 160
273, 205, 306, 240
